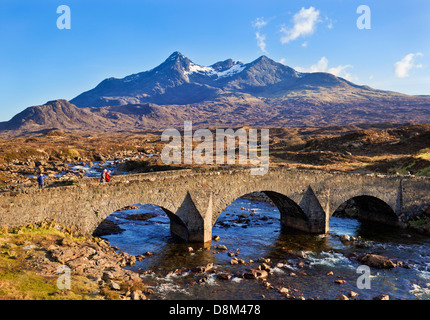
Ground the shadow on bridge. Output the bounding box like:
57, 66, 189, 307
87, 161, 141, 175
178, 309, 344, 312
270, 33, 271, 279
332, 195, 399, 226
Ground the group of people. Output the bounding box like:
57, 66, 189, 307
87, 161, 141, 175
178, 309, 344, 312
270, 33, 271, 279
36, 168, 113, 189
100, 169, 112, 183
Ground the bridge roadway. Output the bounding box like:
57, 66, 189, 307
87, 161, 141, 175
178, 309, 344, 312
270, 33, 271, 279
0, 167, 429, 243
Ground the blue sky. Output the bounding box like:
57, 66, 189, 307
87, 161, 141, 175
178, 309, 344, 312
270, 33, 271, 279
0, 0, 429, 121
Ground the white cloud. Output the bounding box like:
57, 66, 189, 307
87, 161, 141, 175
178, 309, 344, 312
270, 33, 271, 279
253, 17, 268, 29
255, 32, 267, 53
394, 53, 424, 78
279, 58, 286, 65
280, 7, 320, 44
252, 17, 269, 53
296, 57, 356, 81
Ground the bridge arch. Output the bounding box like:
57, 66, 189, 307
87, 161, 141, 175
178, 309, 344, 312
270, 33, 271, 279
214, 190, 314, 234
93, 202, 186, 238
331, 194, 400, 226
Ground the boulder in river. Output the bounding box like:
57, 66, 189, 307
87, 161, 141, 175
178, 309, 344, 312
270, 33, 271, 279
243, 269, 268, 280
358, 253, 397, 269
191, 263, 214, 273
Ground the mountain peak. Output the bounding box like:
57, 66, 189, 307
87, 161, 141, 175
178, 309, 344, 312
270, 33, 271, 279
251, 55, 277, 65
160, 51, 193, 74
166, 51, 188, 62
257, 55, 270, 61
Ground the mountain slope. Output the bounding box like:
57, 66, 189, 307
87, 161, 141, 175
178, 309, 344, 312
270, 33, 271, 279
70, 52, 223, 107
1, 52, 429, 135
1, 100, 114, 132
71, 51, 383, 108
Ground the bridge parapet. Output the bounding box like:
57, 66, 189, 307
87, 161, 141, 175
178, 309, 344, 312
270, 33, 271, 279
0, 167, 428, 243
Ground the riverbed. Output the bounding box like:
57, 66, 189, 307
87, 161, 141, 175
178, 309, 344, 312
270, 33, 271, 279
102, 197, 430, 300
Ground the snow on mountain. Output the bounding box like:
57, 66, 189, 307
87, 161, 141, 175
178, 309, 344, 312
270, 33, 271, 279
185, 61, 245, 80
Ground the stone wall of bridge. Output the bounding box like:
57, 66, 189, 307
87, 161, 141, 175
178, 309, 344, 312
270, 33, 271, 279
0, 167, 429, 243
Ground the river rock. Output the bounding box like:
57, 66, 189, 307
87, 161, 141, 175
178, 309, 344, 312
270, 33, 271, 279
22, 244, 36, 250
335, 279, 346, 284
191, 263, 214, 273
359, 254, 397, 269
279, 287, 289, 294
243, 269, 268, 280
216, 273, 232, 280
259, 262, 272, 271
136, 254, 146, 261
48, 245, 96, 264
131, 290, 147, 300
349, 291, 359, 298
254, 269, 268, 279
102, 271, 114, 282
109, 281, 121, 290
297, 251, 308, 259
93, 220, 125, 236
340, 234, 351, 243
214, 244, 227, 251
118, 252, 136, 267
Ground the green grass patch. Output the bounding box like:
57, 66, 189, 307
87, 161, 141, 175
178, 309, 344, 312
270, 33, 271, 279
408, 216, 430, 227
416, 166, 430, 176
0, 223, 101, 300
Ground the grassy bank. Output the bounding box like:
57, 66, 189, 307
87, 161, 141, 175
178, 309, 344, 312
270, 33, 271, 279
0, 223, 102, 300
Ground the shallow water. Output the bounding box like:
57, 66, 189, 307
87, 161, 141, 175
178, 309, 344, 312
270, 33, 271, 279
103, 198, 430, 300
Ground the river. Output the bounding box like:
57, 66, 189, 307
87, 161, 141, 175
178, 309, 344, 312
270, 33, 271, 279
101, 196, 430, 300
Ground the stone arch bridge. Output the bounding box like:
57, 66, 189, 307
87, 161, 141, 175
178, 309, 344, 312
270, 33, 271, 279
0, 167, 429, 243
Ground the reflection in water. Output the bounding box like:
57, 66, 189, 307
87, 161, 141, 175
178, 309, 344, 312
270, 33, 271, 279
103, 198, 430, 300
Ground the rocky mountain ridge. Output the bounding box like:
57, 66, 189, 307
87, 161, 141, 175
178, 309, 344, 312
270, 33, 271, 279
1, 52, 429, 135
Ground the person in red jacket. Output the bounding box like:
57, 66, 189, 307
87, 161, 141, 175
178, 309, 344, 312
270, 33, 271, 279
105, 170, 111, 182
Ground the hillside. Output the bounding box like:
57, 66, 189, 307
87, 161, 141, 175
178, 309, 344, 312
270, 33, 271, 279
0, 52, 429, 135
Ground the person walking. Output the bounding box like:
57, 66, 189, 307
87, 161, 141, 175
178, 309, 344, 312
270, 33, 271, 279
37, 173, 45, 189
105, 170, 111, 182
100, 169, 107, 183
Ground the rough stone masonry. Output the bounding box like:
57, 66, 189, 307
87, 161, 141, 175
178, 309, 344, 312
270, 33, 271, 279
0, 167, 429, 243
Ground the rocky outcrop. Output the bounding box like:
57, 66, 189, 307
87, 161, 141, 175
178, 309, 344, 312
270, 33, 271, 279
358, 253, 397, 269
43, 237, 152, 300
93, 220, 125, 237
